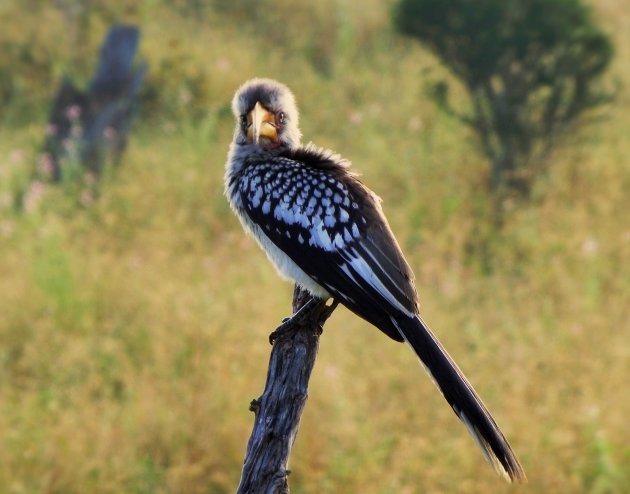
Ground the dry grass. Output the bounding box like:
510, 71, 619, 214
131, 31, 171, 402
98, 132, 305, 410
0, 1, 629, 492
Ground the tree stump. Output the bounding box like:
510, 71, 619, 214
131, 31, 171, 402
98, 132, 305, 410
39, 24, 147, 183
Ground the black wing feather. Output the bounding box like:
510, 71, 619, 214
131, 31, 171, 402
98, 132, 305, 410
238, 151, 417, 340
234, 148, 526, 482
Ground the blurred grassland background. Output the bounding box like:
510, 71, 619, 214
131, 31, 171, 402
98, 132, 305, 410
0, 0, 629, 492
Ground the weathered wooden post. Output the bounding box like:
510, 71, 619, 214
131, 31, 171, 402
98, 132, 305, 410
236, 286, 338, 494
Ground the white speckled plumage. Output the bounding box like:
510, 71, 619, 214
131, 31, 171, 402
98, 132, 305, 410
223, 78, 526, 483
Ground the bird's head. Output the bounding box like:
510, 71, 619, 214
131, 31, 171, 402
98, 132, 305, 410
231, 78, 301, 152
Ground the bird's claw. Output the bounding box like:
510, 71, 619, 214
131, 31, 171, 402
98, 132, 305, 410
268, 297, 337, 345
269, 318, 299, 345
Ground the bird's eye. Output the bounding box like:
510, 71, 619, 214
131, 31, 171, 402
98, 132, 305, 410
239, 115, 248, 128
277, 111, 286, 125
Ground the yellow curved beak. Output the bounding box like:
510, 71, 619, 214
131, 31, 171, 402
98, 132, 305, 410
247, 102, 278, 144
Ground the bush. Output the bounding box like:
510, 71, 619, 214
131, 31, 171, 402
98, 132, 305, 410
394, 0, 613, 203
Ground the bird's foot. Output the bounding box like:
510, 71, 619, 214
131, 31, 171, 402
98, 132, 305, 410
269, 297, 335, 345
268, 316, 300, 344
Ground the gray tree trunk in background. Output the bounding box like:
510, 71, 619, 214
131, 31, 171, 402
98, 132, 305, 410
39, 24, 147, 183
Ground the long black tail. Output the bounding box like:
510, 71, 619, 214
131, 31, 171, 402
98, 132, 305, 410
390, 315, 526, 483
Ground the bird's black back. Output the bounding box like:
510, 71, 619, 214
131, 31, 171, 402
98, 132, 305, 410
234, 145, 419, 341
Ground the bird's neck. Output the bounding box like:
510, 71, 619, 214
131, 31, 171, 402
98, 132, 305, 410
231, 141, 298, 163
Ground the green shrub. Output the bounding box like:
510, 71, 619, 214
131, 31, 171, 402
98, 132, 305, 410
394, 0, 614, 203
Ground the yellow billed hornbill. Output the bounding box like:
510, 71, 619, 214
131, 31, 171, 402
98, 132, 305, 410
224, 78, 526, 482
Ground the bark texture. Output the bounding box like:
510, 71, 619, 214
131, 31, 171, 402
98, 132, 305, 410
236, 286, 337, 494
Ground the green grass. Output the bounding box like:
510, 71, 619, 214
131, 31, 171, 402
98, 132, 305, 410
1, 0, 630, 492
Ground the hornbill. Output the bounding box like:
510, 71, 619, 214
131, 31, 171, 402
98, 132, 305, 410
224, 78, 526, 482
